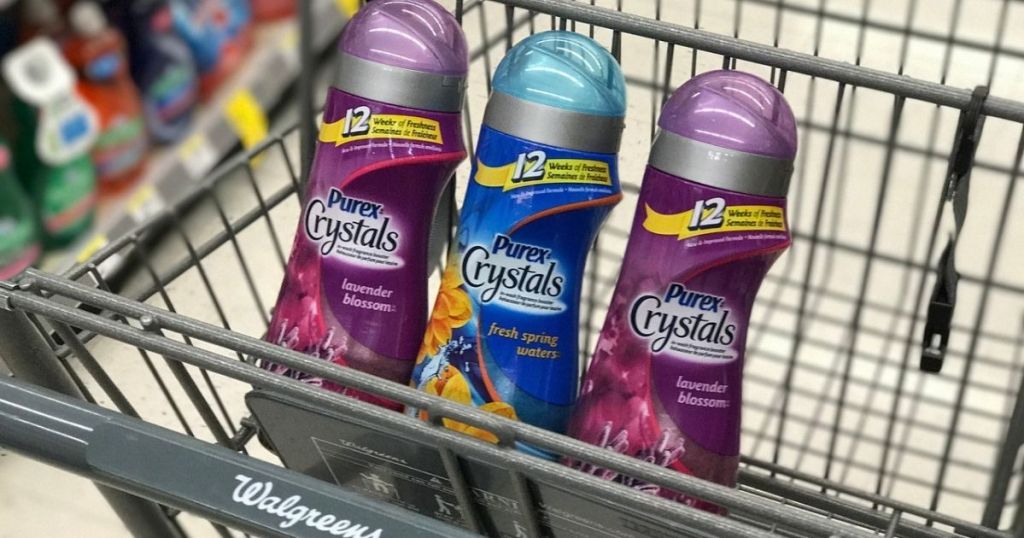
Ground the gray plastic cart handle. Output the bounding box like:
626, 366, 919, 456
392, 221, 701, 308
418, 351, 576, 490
0, 376, 474, 538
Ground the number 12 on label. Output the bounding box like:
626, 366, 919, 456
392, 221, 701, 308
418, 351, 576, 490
342, 106, 371, 137
511, 150, 546, 183
688, 197, 726, 230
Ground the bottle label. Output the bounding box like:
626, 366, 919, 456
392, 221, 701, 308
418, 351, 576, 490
319, 110, 444, 146
0, 216, 36, 263
410, 126, 622, 437
474, 154, 612, 191
262, 89, 465, 407
568, 166, 790, 509
642, 202, 786, 239
173, 0, 249, 71
40, 157, 96, 236
461, 233, 566, 312
303, 187, 402, 268
94, 115, 146, 181
84, 52, 122, 82
147, 63, 197, 123
629, 283, 737, 361
36, 95, 100, 167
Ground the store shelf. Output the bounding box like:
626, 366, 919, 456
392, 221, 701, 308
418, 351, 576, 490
40, 0, 348, 280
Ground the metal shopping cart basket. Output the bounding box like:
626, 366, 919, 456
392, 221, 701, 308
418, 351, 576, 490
2, 0, 1024, 536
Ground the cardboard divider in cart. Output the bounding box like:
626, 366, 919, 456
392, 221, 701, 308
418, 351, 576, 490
248, 388, 809, 538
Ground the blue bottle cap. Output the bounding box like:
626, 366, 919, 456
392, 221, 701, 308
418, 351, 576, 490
484, 31, 625, 153
492, 31, 625, 117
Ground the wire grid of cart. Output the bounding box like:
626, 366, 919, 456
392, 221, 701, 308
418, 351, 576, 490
2, 0, 1024, 537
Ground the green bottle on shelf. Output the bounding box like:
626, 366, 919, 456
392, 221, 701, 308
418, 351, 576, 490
2, 38, 99, 248
0, 141, 41, 280
24, 148, 97, 248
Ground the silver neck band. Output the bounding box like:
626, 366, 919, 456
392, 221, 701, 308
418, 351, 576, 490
649, 130, 793, 197
334, 52, 466, 113
483, 92, 623, 154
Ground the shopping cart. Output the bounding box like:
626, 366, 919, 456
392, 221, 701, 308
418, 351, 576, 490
2, 0, 1023, 536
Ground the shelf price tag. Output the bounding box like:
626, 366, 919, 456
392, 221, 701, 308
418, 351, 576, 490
225, 89, 269, 163
76, 234, 108, 264
281, 26, 298, 52
126, 184, 165, 223
279, 26, 300, 69
75, 233, 125, 277
178, 131, 218, 181
335, 0, 360, 17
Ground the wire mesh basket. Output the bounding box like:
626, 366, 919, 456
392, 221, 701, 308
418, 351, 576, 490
2, 0, 1023, 537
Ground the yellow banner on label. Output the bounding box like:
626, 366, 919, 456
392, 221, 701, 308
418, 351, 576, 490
474, 158, 612, 191
319, 114, 443, 146
643, 204, 786, 240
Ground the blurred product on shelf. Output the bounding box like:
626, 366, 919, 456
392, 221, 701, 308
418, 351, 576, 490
118, 0, 198, 144
0, 0, 16, 55
567, 71, 797, 513
0, 1, 17, 144
17, 0, 65, 42
0, 141, 41, 279
260, 0, 468, 411
2, 38, 98, 247
170, 0, 252, 98
410, 31, 625, 447
63, 1, 147, 195
251, 0, 294, 21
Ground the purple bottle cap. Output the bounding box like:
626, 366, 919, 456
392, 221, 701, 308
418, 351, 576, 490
340, 0, 467, 76
649, 70, 797, 197
335, 0, 467, 112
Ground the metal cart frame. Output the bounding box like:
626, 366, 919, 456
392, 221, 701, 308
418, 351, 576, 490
2, 0, 1024, 536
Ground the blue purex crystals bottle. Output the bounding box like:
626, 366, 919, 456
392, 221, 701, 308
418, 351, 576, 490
411, 31, 626, 447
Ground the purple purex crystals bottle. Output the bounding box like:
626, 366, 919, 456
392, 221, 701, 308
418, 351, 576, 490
262, 0, 467, 410
566, 70, 797, 512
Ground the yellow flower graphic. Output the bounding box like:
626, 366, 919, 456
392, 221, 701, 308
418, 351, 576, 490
463, 401, 519, 443
420, 365, 520, 444
416, 259, 518, 444
418, 262, 473, 361
419, 364, 464, 420
448, 401, 520, 444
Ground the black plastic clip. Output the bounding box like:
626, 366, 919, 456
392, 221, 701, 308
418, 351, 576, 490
921, 248, 956, 373
921, 85, 988, 373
